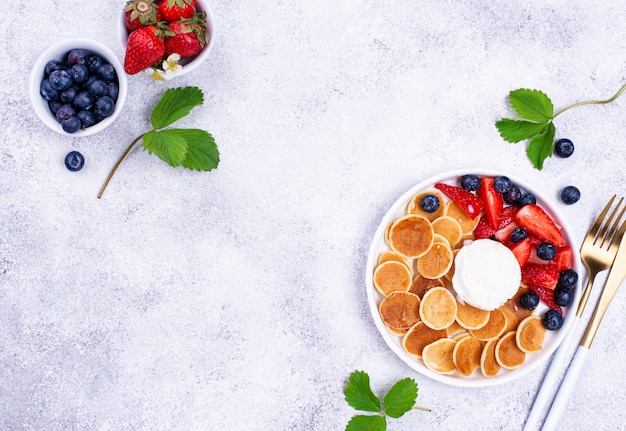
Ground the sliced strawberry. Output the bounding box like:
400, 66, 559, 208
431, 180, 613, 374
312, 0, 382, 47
434, 183, 484, 219
527, 284, 563, 314
477, 177, 504, 229
495, 221, 517, 242
549, 246, 573, 273
474, 216, 495, 239
507, 237, 531, 267
526, 247, 547, 266
498, 206, 519, 229
514, 204, 565, 247
521, 264, 559, 289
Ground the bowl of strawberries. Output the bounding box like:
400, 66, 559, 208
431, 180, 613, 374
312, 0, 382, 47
118, 0, 215, 79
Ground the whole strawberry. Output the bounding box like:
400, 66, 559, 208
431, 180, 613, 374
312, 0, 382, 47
157, 0, 196, 23
164, 13, 208, 59
124, 26, 165, 75
124, 0, 161, 31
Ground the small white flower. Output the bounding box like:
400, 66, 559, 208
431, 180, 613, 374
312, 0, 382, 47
145, 54, 183, 81
145, 67, 164, 81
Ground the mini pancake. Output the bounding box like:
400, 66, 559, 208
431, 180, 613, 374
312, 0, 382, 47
387, 215, 434, 259
416, 241, 454, 279
379, 291, 421, 334
409, 274, 444, 298
495, 331, 526, 369
422, 338, 457, 374
445, 201, 480, 233
431, 216, 463, 248
402, 321, 447, 359
373, 260, 412, 296
501, 305, 520, 334
469, 308, 507, 341
407, 190, 446, 221
419, 287, 457, 330
480, 339, 501, 378
378, 250, 410, 268
453, 335, 483, 376
516, 316, 546, 353
445, 320, 466, 338
503, 287, 534, 323
455, 299, 490, 330
443, 249, 459, 281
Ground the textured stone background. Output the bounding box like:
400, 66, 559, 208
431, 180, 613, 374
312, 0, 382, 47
1, 0, 626, 429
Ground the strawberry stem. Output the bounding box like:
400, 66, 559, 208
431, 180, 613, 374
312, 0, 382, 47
98, 133, 146, 199
553, 81, 626, 118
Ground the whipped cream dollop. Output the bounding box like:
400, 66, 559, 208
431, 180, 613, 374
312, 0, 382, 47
452, 239, 521, 311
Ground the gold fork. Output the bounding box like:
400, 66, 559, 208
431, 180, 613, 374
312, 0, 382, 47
523, 195, 626, 431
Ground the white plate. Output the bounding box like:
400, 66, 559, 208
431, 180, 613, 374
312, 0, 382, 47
365, 169, 581, 387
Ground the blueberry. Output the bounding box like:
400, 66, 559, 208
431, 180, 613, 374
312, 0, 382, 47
519, 291, 540, 310
40, 79, 59, 101
542, 309, 563, 330
55, 104, 76, 123
48, 69, 73, 91
536, 242, 557, 260
554, 286, 574, 307
420, 194, 440, 213
87, 55, 104, 74
88, 79, 109, 97
59, 85, 79, 104
518, 193, 536, 207
561, 186, 580, 205
558, 269, 578, 289
74, 91, 94, 111
48, 101, 63, 114
94, 96, 115, 117
70, 64, 90, 84
64, 151, 85, 171
510, 227, 528, 243
67, 48, 88, 65
503, 184, 522, 205
45, 60, 65, 76
77, 110, 95, 128
554, 138, 575, 158
460, 174, 481, 191
61, 115, 82, 133
107, 82, 119, 101
494, 176, 512, 193
97, 63, 116, 82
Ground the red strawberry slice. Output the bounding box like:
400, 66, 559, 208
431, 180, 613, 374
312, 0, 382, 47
474, 216, 495, 239
527, 284, 563, 314
495, 221, 517, 242
526, 247, 546, 266
521, 264, 559, 289
549, 246, 573, 273
514, 204, 566, 247
477, 177, 504, 230
498, 206, 519, 229
435, 183, 484, 219
507, 237, 531, 267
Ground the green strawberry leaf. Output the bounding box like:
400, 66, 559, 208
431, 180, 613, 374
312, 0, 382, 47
495, 118, 549, 143
383, 378, 418, 419
142, 129, 188, 167
151, 86, 204, 130
345, 415, 386, 431
177, 129, 220, 171
508, 89, 554, 122
344, 371, 382, 413
526, 122, 556, 170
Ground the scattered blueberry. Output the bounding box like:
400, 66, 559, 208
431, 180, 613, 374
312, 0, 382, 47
494, 176, 512, 193
518, 193, 537, 207
460, 174, 481, 191
554, 287, 574, 307
536, 242, 557, 260
48, 69, 73, 91
67, 48, 88, 65
420, 194, 441, 213
554, 138, 575, 158
503, 184, 522, 205
519, 291, 540, 310
64, 150, 85, 171
542, 309, 564, 330
561, 186, 581, 205
510, 227, 528, 243
558, 269, 578, 289
61, 116, 82, 133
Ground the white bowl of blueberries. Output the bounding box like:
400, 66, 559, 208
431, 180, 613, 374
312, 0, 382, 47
29, 38, 127, 136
